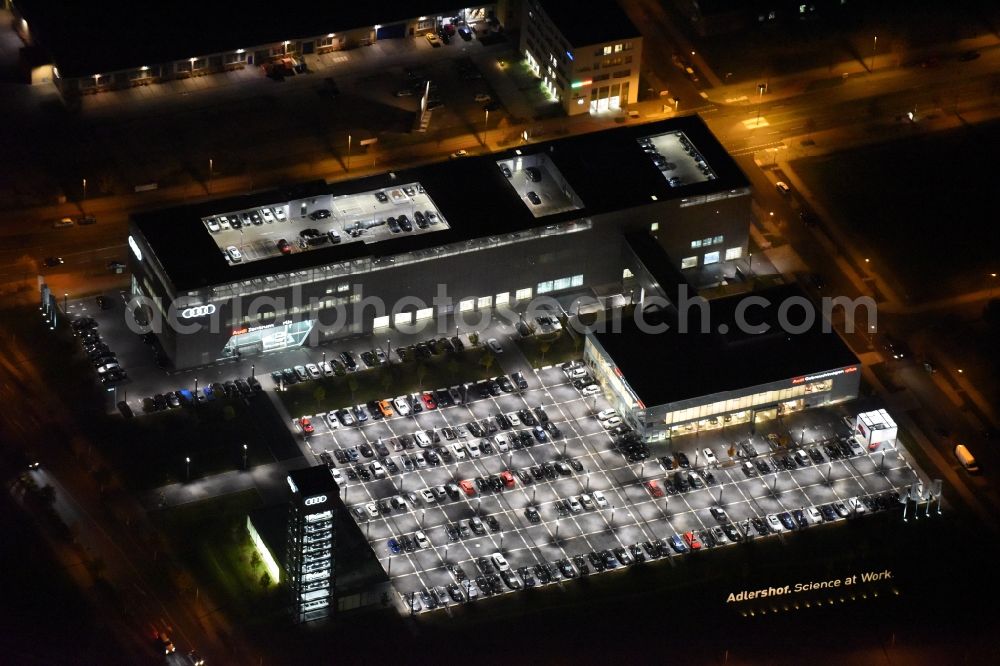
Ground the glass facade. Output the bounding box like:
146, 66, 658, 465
221, 319, 315, 358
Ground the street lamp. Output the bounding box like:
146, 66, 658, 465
989, 273, 998, 298
347, 134, 352, 172
208, 158, 214, 192
483, 108, 490, 147
185, 456, 191, 481
82, 178, 87, 208
870, 35, 878, 73
243, 444, 248, 470
755, 83, 765, 127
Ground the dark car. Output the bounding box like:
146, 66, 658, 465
308, 209, 331, 220
676, 452, 691, 469
525, 166, 542, 182
526, 191, 542, 206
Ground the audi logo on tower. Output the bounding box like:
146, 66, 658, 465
180, 304, 217, 319
304, 495, 327, 506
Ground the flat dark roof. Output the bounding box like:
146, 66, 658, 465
132, 116, 749, 292
288, 465, 338, 501
537, 0, 640, 48
592, 284, 860, 406
16, 0, 466, 78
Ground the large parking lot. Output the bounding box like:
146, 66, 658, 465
296, 363, 922, 614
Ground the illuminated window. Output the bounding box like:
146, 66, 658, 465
725, 247, 743, 261
415, 307, 434, 321
537, 280, 554, 294
460, 299, 475, 312
393, 312, 411, 327
603, 46, 612, 56
516, 287, 533, 301
495, 292, 510, 306
713, 235, 723, 244
477, 296, 492, 309
623, 268, 634, 279
650, 222, 659, 231
373, 315, 390, 329
691, 239, 702, 249
704, 251, 720, 265
681, 256, 697, 269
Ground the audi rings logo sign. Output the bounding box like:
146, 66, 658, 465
181, 304, 217, 319
304, 495, 327, 506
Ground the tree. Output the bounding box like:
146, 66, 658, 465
416, 363, 428, 391
222, 405, 236, 421
313, 385, 326, 410
539, 340, 552, 363
380, 371, 393, 396
259, 572, 271, 589
347, 375, 360, 402
480, 351, 495, 374
250, 550, 261, 568
468, 331, 480, 346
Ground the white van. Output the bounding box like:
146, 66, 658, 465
954, 444, 979, 472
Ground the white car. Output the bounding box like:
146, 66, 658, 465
450, 443, 468, 460
597, 409, 617, 421
415, 530, 430, 548
582, 384, 601, 396
261, 208, 276, 223
393, 396, 411, 416
365, 502, 379, 518
226, 246, 242, 263
420, 489, 436, 504
848, 438, 865, 456
466, 440, 482, 458
507, 412, 521, 426
495, 434, 509, 453
765, 514, 783, 532
567, 496, 582, 513
603, 416, 622, 428
205, 218, 220, 232
487, 338, 503, 354
579, 493, 595, 510
847, 497, 866, 514
450, 150, 469, 159
806, 506, 823, 524
325, 411, 339, 429
306, 363, 322, 379
274, 207, 287, 221
492, 553, 511, 572
414, 453, 428, 468
331, 469, 346, 485
775, 181, 791, 195
370, 461, 386, 479
474, 92, 492, 103
592, 490, 609, 508
569, 367, 589, 380
414, 431, 432, 448
702, 447, 718, 466
319, 361, 334, 376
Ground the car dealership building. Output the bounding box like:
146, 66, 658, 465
584, 283, 861, 440
128, 116, 754, 370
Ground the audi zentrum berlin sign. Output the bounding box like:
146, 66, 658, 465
181, 304, 217, 319
304, 495, 328, 506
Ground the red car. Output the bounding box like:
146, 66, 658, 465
682, 531, 702, 550
499, 471, 515, 489
299, 416, 314, 435
645, 480, 664, 498
459, 479, 476, 497
420, 392, 437, 410
277, 238, 292, 255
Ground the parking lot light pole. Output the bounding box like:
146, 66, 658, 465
347, 134, 352, 172
243, 444, 248, 470
194, 378, 199, 400
185, 456, 191, 481
532, 488, 537, 503
208, 158, 213, 192
251, 363, 255, 379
